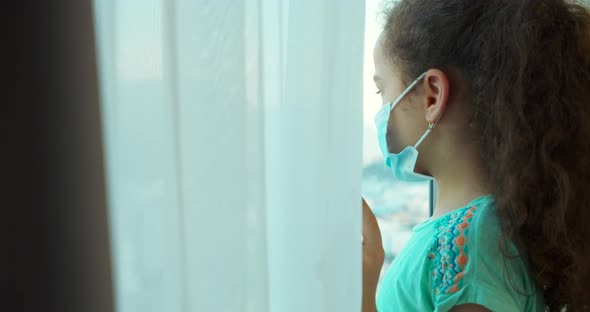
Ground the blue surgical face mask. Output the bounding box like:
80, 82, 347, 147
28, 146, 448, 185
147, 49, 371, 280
374, 72, 438, 183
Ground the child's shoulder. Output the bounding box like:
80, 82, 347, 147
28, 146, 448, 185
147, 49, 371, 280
426, 195, 542, 311
428, 194, 501, 294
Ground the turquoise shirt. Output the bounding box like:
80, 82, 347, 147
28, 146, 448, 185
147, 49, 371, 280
376, 194, 545, 312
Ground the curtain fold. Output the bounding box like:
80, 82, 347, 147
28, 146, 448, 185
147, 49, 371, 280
94, 0, 365, 311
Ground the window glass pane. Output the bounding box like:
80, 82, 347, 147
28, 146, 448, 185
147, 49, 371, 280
361, 0, 431, 290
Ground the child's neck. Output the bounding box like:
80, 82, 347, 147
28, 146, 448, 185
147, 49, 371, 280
432, 170, 491, 219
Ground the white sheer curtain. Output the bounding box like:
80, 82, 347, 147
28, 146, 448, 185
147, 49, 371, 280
93, 1, 365, 311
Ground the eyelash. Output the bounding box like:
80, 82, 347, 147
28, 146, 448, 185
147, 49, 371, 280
375, 90, 382, 95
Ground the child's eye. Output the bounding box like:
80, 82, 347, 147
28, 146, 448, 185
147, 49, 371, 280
375, 90, 382, 95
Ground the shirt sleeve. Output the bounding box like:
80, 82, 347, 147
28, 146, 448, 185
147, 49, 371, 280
428, 205, 535, 312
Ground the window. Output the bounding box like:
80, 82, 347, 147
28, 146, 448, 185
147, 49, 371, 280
361, 0, 435, 290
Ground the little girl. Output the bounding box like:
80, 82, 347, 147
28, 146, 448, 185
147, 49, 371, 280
361, 0, 590, 311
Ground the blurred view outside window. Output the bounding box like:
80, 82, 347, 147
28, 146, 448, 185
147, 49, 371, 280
361, 0, 432, 287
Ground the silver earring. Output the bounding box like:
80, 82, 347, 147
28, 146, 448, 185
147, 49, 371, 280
429, 117, 441, 130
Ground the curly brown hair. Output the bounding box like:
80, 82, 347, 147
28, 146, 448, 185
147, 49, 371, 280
380, 0, 590, 310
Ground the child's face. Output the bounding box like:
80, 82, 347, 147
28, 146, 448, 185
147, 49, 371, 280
372, 31, 429, 156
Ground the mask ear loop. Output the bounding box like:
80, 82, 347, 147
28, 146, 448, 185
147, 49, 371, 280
414, 118, 440, 149
387, 71, 433, 148
388, 72, 428, 112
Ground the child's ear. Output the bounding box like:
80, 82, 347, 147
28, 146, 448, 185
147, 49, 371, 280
423, 69, 449, 124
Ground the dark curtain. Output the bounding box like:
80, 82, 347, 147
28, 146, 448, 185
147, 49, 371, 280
3, 1, 114, 311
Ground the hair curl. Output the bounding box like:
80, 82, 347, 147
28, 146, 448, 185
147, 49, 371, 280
381, 0, 590, 310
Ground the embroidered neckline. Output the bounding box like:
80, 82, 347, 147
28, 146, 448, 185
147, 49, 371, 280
412, 194, 493, 232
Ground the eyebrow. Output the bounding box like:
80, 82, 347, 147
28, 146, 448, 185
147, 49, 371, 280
373, 75, 381, 82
